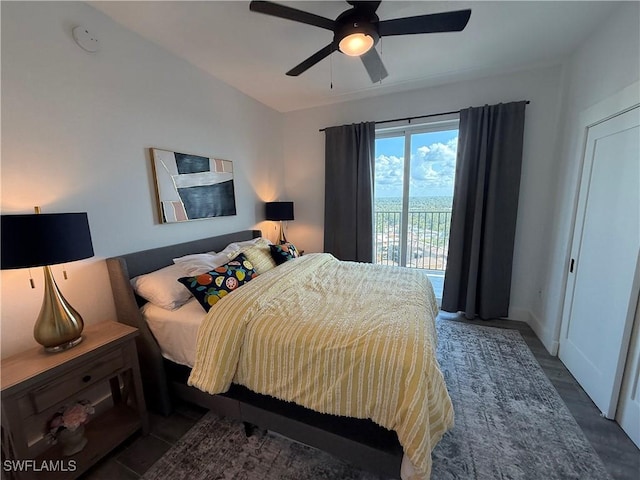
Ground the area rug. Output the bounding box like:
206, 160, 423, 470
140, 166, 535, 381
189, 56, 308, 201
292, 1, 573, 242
431, 321, 611, 480
141, 320, 612, 480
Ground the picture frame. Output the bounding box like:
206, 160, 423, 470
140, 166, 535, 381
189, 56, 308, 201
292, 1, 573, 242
150, 148, 237, 223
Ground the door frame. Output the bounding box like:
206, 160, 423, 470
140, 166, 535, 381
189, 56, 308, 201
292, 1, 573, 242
558, 81, 640, 418
617, 294, 640, 446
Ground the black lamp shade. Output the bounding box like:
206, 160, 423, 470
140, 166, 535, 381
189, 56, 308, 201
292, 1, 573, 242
1, 213, 94, 269
265, 202, 294, 221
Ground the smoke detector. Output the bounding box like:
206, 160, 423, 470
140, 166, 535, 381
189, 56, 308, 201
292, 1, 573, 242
72, 26, 99, 53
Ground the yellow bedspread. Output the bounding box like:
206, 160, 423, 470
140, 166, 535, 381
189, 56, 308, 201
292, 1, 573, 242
188, 253, 454, 479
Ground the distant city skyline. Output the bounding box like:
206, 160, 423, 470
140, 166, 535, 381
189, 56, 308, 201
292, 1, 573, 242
375, 130, 458, 198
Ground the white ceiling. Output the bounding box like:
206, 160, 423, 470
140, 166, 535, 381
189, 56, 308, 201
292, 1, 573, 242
90, 1, 620, 112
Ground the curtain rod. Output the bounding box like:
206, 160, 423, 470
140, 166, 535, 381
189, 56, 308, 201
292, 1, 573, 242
318, 100, 530, 132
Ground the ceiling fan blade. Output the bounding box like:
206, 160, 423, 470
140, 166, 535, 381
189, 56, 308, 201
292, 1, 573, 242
378, 9, 471, 36
287, 44, 336, 76
361, 48, 388, 83
249, 1, 336, 31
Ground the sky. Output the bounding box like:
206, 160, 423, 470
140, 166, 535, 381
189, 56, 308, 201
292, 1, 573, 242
375, 129, 458, 198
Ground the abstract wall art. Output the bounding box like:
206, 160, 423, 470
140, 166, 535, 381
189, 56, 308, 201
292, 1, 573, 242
151, 148, 237, 223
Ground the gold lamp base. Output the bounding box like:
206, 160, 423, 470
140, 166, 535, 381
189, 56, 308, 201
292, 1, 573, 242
278, 220, 288, 245
34, 265, 84, 353
44, 336, 83, 353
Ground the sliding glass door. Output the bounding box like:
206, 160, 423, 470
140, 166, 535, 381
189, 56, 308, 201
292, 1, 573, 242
374, 121, 458, 297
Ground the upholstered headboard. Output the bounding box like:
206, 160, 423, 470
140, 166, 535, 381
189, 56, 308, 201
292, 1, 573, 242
106, 229, 261, 414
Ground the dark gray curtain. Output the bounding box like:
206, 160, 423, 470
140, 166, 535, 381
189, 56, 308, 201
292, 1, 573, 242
323, 122, 375, 262
442, 101, 527, 319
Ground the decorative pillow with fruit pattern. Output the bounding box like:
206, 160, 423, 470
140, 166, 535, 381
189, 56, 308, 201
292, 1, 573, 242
178, 253, 258, 312
269, 242, 299, 265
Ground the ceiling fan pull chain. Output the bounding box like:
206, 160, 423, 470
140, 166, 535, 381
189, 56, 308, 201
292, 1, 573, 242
330, 53, 333, 89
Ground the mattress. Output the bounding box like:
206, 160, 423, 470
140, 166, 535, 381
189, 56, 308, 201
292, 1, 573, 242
142, 297, 204, 367
189, 253, 453, 480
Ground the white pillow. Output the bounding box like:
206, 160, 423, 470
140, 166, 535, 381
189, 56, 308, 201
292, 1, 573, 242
172, 252, 232, 276
131, 264, 192, 311
222, 237, 272, 258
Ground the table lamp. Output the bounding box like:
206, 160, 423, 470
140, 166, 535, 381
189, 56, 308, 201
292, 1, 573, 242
1, 207, 94, 352
265, 201, 294, 244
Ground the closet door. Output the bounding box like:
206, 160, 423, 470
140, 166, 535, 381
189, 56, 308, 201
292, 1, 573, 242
559, 106, 639, 419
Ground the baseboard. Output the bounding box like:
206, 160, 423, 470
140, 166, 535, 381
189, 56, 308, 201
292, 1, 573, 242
508, 307, 559, 356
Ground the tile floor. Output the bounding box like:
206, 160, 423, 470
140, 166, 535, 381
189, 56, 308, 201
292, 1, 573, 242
81, 315, 640, 480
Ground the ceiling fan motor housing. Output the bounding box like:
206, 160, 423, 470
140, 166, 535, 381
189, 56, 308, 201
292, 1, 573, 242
334, 10, 380, 50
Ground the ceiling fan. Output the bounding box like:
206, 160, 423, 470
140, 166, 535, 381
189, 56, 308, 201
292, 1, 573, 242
249, 1, 471, 83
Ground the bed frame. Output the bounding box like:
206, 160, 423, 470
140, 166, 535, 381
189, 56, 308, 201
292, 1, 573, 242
106, 230, 402, 478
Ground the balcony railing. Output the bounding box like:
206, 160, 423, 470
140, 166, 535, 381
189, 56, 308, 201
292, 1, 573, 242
374, 211, 452, 271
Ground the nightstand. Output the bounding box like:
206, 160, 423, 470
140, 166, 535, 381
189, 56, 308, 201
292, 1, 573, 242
1, 322, 149, 480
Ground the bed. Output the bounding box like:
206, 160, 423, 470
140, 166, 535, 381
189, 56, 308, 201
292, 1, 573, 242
106, 230, 453, 479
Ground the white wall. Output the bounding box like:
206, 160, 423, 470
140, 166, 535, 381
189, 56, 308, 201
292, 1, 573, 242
282, 64, 565, 328
538, 2, 640, 353
1, 2, 284, 357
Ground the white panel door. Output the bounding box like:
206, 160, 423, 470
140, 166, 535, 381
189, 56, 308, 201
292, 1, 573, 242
559, 106, 640, 418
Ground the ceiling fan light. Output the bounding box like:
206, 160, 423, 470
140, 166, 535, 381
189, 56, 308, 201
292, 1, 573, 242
339, 33, 374, 56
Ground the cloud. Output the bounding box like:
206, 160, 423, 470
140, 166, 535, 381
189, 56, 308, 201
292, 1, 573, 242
375, 137, 458, 196
411, 137, 457, 188
374, 154, 404, 187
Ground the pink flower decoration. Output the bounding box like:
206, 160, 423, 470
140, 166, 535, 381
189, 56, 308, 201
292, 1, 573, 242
46, 400, 94, 443
62, 404, 89, 431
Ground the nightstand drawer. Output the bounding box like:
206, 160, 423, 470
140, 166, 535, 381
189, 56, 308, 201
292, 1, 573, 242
28, 349, 124, 414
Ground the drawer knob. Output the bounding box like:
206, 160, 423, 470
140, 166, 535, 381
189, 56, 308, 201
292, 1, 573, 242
82, 375, 92, 383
